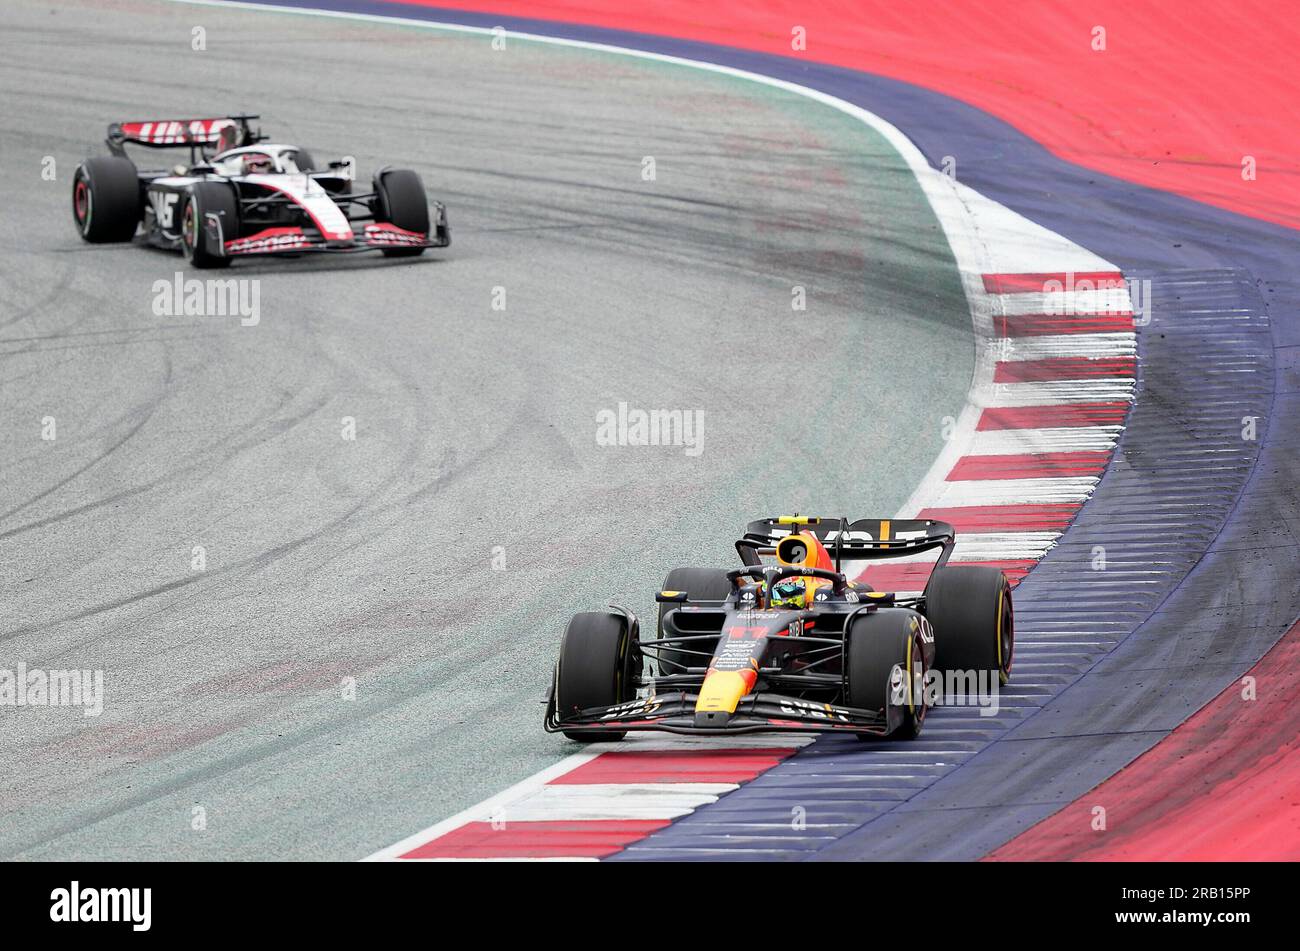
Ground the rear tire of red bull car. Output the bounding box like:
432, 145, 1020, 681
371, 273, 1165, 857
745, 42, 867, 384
844, 609, 930, 740
925, 565, 1014, 687
656, 567, 731, 677
554, 611, 638, 743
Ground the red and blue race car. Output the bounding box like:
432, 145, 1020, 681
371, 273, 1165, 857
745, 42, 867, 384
545, 516, 1015, 741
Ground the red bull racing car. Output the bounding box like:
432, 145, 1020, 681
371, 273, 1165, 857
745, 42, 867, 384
545, 516, 1014, 741
71, 114, 449, 267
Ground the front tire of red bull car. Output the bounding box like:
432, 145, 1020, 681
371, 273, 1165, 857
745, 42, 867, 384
554, 611, 638, 743
844, 609, 930, 740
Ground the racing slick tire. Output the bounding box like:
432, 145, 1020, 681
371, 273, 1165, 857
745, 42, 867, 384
372, 168, 429, 258
844, 609, 930, 740
656, 567, 732, 677
554, 611, 637, 743
180, 182, 238, 270
925, 565, 1013, 686
72, 156, 140, 243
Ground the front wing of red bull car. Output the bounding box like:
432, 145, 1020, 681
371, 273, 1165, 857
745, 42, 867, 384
70, 114, 450, 267
545, 516, 1014, 741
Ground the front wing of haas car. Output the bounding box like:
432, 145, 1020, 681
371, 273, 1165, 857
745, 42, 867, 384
218, 203, 452, 259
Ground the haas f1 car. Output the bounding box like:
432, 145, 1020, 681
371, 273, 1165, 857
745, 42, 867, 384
71, 114, 449, 267
545, 516, 1014, 741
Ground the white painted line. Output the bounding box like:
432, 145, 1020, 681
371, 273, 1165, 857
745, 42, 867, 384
498, 782, 738, 821
978, 381, 1137, 406
995, 288, 1133, 316
952, 532, 1061, 559
362, 750, 604, 861
934, 478, 1100, 506
969, 426, 1122, 455
399, 856, 601, 862
993, 333, 1136, 360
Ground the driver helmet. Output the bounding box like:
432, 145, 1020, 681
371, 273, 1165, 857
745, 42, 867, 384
241, 152, 274, 175
770, 578, 809, 610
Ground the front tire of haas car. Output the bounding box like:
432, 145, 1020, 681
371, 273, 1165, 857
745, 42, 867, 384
72, 156, 141, 243
181, 183, 239, 269
372, 168, 430, 258
656, 567, 732, 677
844, 609, 930, 740
554, 611, 638, 743
925, 565, 1014, 686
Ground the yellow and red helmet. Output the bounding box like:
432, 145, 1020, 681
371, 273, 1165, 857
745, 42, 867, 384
770, 578, 809, 609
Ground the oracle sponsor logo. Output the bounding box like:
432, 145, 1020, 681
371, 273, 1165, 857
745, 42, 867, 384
365, 223, 426, 247
226, 228, 309, 255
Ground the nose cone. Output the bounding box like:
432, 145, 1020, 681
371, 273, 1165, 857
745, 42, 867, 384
695, 669, 756, 717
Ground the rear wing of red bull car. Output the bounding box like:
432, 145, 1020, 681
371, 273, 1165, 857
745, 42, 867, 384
737, 515, 956, 572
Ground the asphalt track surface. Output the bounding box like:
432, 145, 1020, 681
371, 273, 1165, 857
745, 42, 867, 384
0, 0, 975, 858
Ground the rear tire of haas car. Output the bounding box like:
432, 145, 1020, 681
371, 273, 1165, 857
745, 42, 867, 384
72, 157, 140, 243
925, 565, 1013, 686
372, 168, 429, 258
181, 182, 238, 270
656, 567, 732, 677
554, 611, 636, 743
844, 609, 929, 740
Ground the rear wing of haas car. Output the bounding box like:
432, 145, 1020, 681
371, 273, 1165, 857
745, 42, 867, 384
738, 515, 956, 569
106, 114, 263, 157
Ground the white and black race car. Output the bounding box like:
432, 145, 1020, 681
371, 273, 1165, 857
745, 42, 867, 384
71, 114, 449, 267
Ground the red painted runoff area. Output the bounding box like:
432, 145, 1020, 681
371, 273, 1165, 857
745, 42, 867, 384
977, 403, 1130, 430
